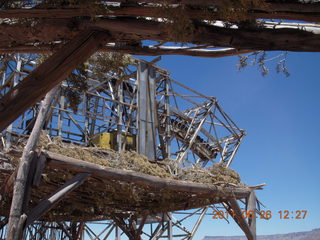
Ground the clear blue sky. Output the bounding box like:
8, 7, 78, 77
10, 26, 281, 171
141, 51, 320, 239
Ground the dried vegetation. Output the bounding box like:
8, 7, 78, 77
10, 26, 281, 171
0, 131, 242, 221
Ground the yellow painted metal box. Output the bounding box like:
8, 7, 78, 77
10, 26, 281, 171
92, 132, 135, 151
91, 132, 112, 149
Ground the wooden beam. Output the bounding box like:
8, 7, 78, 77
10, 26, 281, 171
43, 150, 250, 198
111, 215, 136, 240
247, 191, 257, 240
136, 215, 147, 238
229, 198, 254, 240
57, 222, 74, 239
14, 214, 27, 240
32, 154, 47, 187
108, 0, 320, 12
26, 173, 90, 226
0, 44, 252, 58
0, 218, 8, 230
0, 6, 319, 23
22, 153, 37, 212
6, 87, 59, 240
0, 18, 318, 54
0, 30, 109, 132
75, 222, 85, 240
103, 45, 252, 58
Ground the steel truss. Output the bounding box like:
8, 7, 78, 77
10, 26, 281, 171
0, 53, 254, 240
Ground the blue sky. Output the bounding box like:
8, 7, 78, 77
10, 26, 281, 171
141, 51, 320, 238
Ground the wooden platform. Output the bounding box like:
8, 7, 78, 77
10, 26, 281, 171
0, 150, 251, 222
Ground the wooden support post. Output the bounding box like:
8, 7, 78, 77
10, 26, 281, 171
32, 154, 47, 187
229, 198, 254, 240
75, 222, 85, 240
0, 218, 8, 230
57, 222, 74, 239
6, 87, 59, 240
22, 154, 38, 213
0, 30, 109, 132
112, 216, 136, 240
26, 173, 90, 226
247, 191, 257, 240
136, 215, 147, 239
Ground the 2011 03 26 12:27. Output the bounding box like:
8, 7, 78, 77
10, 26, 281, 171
212, 210, 307, 220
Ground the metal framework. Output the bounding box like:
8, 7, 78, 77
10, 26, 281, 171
0, 53, 257, 240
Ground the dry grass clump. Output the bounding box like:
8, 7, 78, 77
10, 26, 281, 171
41, 135, 109, 167
216, 0, 269, 23
41, 134, 240, 184
38, 131, 171, 178
0, 132, 244, 221
177, 163, 240, 185
108, 151, 171, 179
157, 2, 195, 43
8, 131, 241, 185
210, 163, 240, 184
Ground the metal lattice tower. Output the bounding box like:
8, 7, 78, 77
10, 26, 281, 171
0, 53, 259, 240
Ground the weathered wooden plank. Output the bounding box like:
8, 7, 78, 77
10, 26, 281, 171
26, 173, 90, 226
22, 153, 37, 212
0, 18, 318, 55
0, 30, 109, 132
6, 86, 59, 240
229, 198, 254, 240
32, 154, 47, 187
0, 6, 319, 22
111, 216, 136, 240
247, 191, 257, 240
0, 44, 251, 58
3, 169, 16, 194
0, 218, 8, 230
15, 214, 27, 240
43, 150, 251, 198
107, 0, 320, 12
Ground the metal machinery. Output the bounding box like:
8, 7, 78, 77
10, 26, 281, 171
0, 53, 250, 240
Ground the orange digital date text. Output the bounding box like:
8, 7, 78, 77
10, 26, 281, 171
212, 210, 307, 220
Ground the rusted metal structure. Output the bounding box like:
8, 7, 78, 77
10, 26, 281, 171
0, 54, 260, 239
4, 1, 317, 238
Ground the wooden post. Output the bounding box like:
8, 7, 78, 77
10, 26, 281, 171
247, 191, 257, 240
6, 86, 59, 240
26, 173, 90, 226
32, 154, 47, 187
229, 198, 254, 240
75, 222, 85, 240
112, 216, 135, 240
0, 30, 109, 132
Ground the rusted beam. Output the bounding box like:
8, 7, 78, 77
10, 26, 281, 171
0, 30, 109, 132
